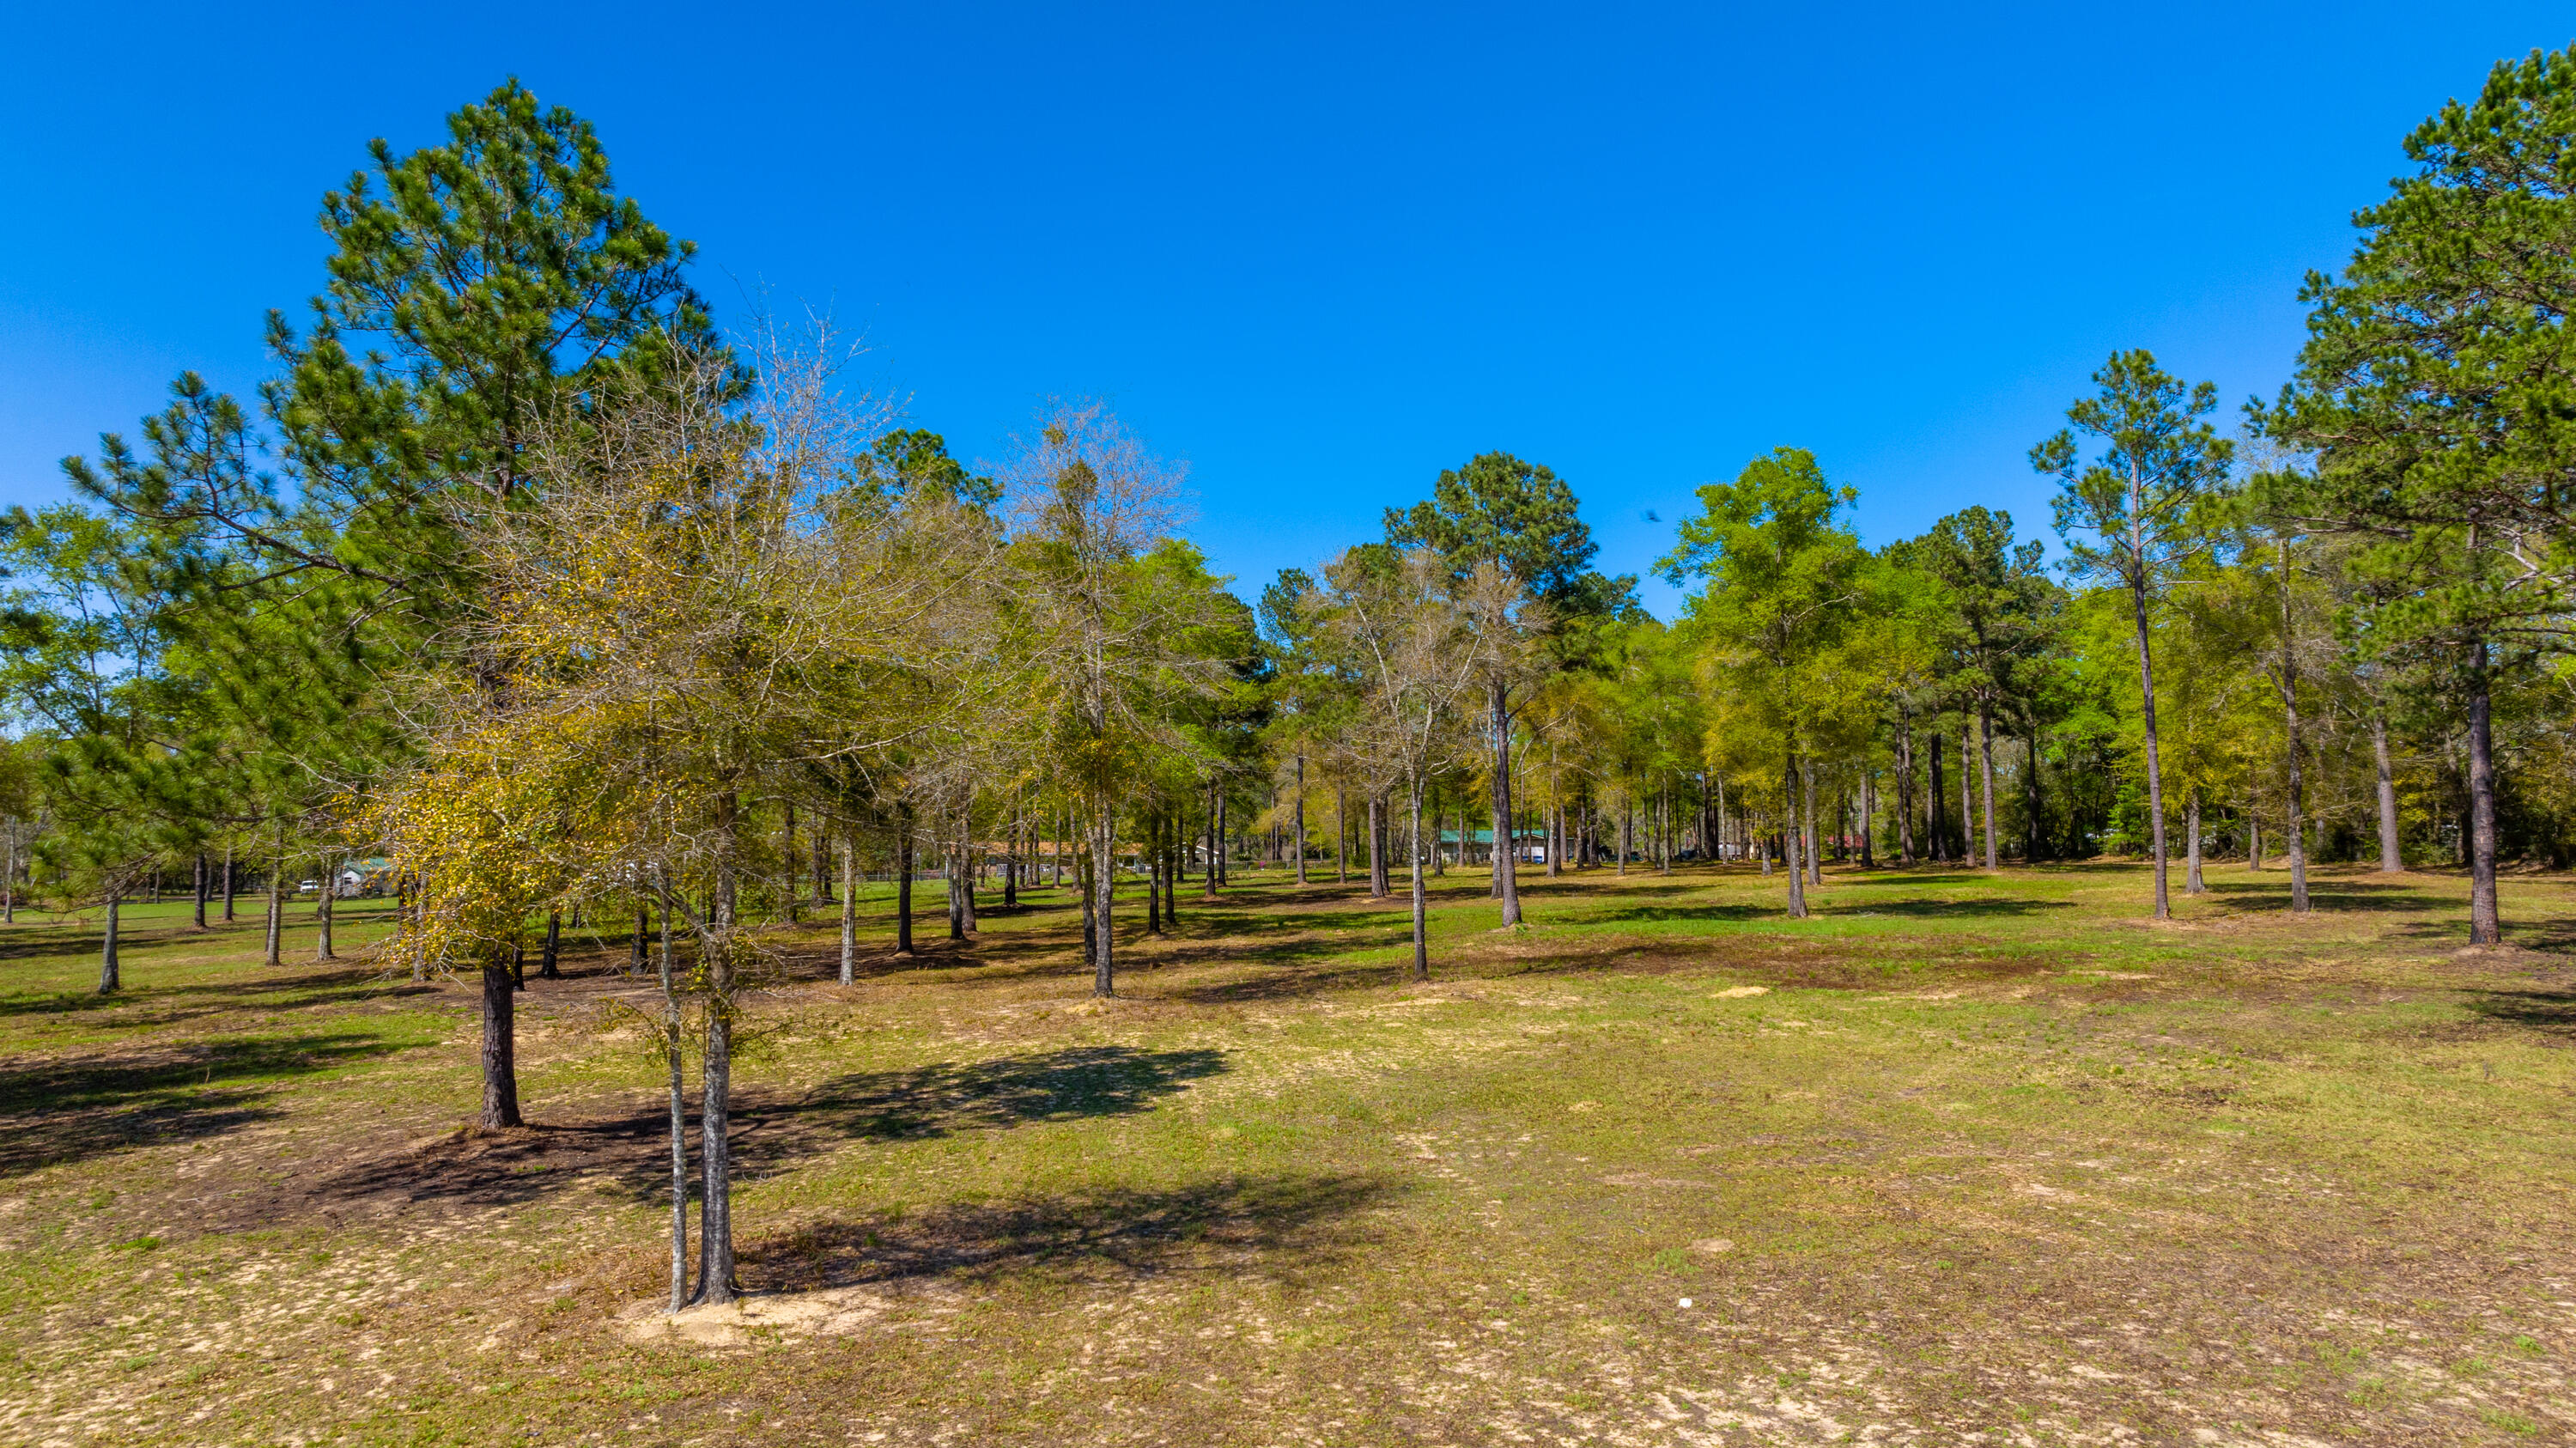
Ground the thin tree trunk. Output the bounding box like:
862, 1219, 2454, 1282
1784, 753, 1808, 918
2467, 642, 2500, 946
781, 802, 800, 925
1804, 758, 1821, 887
1929, 730, 1947, 863
537, 910, 559, 978
1409, 776, 1431, 983
838, 839, 858, 985
2185, 793, 2205, 894
264, 857, 283, 966
1491, 679, 1522, 924
957, 819, 978, 935
2279, 536, 2310, 916
896, 815, 915, 955
192, 853, 209, 930
2372, 711, 2403, 873
2128, 572, 2172, 919
221, 843, 234, 922
945, 844, 965, 942
1957, 732, 1974, 870
2250, 816, 2263, 871
657, 874, 689, 1312
480, 951, 521, 1129
1295, 755, 1308, 885
1091, 806, 1119, 996
1618, 796, 1630, 876
695, 793, 740, 1306
2024, 725, 2044, 862
2285, 698, 2311, 915
1978, 696, 1999, 870
97, 891, 120, 994
1898, 715, 1916, 865
1147, 811, 1165, 934
1368, 793, 1388, 898
1204, 782, 1221, 900
316, 869, 337, 960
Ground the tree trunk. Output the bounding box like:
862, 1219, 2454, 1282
1978, 696, 1999, 870
1928, 730, 1947, 863
2249, 817, 2263, 871
192, 853, 209, 930
1618, 796, 1630, 876
838, 839, 858, 985
2024, 726, 2044, 862
1784, 753, 1808, 918
1368, 793, 1389, 898
958, 820, 978, 935
1490, 679, 1522, 925
316, 870, 337, 960
263, 862, 283, 966
814, 826, 833, 907
1204, 783, 1221, 900
1003, 811, 1018, 908
1080, 835, 1097, 964
221, 843, 234, 922
1216, 787, 1230, 887
2467, 642, 2500, 946
633, 904, 649, 974
97, 891, 120, 995
945, 843, 965, 941
1409, 776, 1431, 983
538, 910, 560, 978
695, 793, 740, 1306
2184, 793, 2205, 894
2285, 696, 2311, 916
657, 877, 689, 1312
1804, 758, 1821, 887
781, 802, 800, 926
1860, 770, 1875, 867
1147, 812, 1165, 934
1295, 755, 1308, 885
480, 952, 521, 1129
1897, 715, 1917, 865
2128, 574, 2172, 919
1091, 806, 1119, 996
2372, 711, 2403, 873
896, 817, 915, 955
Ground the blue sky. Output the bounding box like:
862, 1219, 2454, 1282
5, 3, 2567, 615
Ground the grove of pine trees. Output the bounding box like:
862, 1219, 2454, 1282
21, 49, 2576, 1311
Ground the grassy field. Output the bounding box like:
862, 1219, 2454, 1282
2, 857, 2572, 1445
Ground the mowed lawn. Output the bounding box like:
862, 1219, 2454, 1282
2, 859, 2572, 1445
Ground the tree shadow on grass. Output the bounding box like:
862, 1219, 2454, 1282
799, 1046, 1229, 1141
302, 1046, 1230, 1215
2201, 879, 2451, 914
744, 1172, 1404, 1291
1572, 903, 1777, 927
0, 967, 440, 1022
0, 1031, 404, 1177
2462, 987, 2576, 1039
1814, 896, 2071, 919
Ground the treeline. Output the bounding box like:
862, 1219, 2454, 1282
18, 49, 2576, 1308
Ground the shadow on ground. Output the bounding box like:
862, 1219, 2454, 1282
299, 1045, 1230, 1217
0, 1030, 405, 1175
2463, 987, 2576, 1039
742, 1171, 1403, 1290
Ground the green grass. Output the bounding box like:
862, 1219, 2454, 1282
1, 859, 2572, 1444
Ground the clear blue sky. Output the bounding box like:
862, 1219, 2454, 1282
5, 3, 2567, 615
